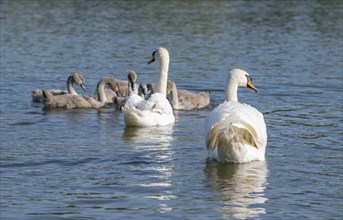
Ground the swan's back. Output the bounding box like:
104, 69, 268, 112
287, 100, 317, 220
32, 89, 67, 103
165, 80, 210, 110
43, 77, 119, 109
43, 91, 102, 109
32, 72, 86, 103
123, 93, 174, 127
205, 101, 267, 163
175, 89, 210, 110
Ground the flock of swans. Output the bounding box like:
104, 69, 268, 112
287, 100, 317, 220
32, 47, 267, 163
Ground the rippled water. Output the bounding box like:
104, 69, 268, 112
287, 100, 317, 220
1, 1, 342, 219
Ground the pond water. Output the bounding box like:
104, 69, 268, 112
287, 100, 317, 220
1, 1, 342, 219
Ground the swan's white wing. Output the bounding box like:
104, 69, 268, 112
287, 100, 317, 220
125, 94, 145, 108
145, 93, 173, 115
123, 93, 175, 127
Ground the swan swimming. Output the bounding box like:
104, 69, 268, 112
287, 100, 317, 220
205, 69, 267, 163
32, 72, 86, 103
122, 47, 175, 127
43, 77, 120, 109
93, 74, 139, 104
167, 80, 210, 110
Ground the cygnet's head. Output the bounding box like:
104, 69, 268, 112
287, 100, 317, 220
128, 70, 138, 92
229, 69, 257, 92
128, 70, 137, 83
166, 80, 175, 92
148, 47, 169, 64
138, 84, 148, 97
71, 72, 87, 92
138, 83, 154, 99
108, 78, 121, 96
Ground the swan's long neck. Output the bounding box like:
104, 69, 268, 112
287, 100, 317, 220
127, 81, 132, 96
128, 80, 136, 96
96, 79, 109, 104
170, 81, 180, 109
225, 77, 238, 102
156, 54, 169, 95
67, 76, 78, 95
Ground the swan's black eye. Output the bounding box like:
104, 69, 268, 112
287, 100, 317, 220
152, 51, 156, 57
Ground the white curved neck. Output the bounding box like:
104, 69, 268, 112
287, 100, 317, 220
156, 54, 169, 95
67, 76, 78, 95
225, 79, 238, 102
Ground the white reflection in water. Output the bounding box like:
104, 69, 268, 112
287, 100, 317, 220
122, 125, 174, 147
122, 125, 176, 213
204, 161, 268, 219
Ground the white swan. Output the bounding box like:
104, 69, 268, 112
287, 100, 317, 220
43, 77, 120, 109
122, 47, 175, 127
205, 69, 267, 163
32, 72, 86, 103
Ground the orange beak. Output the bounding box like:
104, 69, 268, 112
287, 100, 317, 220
247, 79, 258, 92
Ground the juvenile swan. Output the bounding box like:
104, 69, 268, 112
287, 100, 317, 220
122, 47, 175, 127
32, 72, 86, 103
43, 77, 120, 109
205, 69, 267, 163
93, 78, 132, 104
113, 71, 139, 111
167, 80, 210, 110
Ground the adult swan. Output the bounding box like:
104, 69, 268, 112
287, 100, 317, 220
122, 47, 175, 127
205, 69, 267, 163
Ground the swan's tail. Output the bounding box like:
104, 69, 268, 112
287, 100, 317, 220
42, 90, 54, 102
122, 105, 143, 126
206, 120, 259, 162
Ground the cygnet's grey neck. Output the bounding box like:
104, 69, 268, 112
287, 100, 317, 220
96, 78, 111, 104
67, 76, 78, 95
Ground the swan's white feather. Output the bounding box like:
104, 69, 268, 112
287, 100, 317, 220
123, 93, 175, 127
206, 101, 267, 163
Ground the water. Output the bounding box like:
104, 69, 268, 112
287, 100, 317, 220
1, 0, 342, 219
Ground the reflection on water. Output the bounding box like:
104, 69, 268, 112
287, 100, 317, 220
122, 125, 175, 199
123, 125, 174, 146
204, 161, 268, 219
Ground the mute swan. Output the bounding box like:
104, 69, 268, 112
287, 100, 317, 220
32, 72, 86, 103
205, 69, 267, 163
122, 47, 175, 127
43, 77, 120, 109
113, 71, 139, 111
